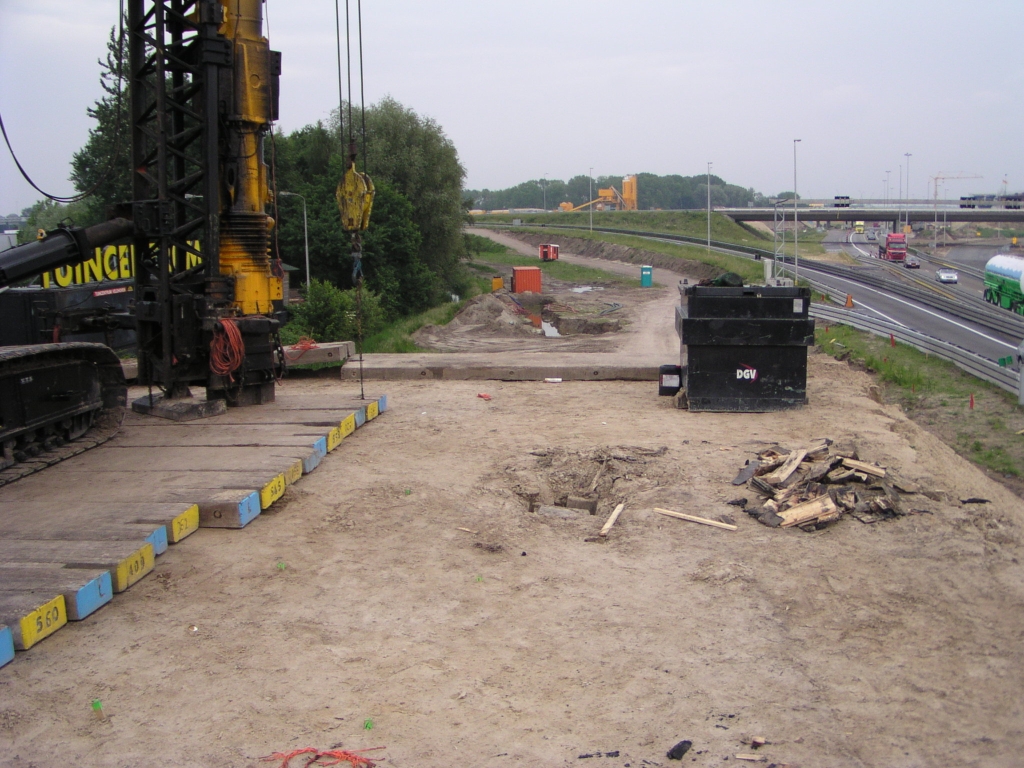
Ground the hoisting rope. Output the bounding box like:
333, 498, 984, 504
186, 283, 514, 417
334, 0, 373, 400
210, 318, 246, 381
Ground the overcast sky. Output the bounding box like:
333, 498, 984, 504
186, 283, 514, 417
2, 0, 1022, 216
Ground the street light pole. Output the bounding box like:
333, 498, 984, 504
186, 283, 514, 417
904, 152, 912, 230
886, 170, 891, 206
543, 173, 547, 212
706, 161, 712, 254
793, 139, 801, 283
279, 191, 309, 290
589, 167, 593, 232
898, 165, 902, 233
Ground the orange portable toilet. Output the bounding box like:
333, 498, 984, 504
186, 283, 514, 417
512, 266, 542, 293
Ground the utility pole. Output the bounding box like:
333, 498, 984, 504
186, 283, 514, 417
886, 170, 891, 205
706, 161, 712, 254
793, 139, 801, 283
904, 152, 912, 230
589, 167, 593, 232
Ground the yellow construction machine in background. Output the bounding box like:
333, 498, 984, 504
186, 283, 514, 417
559, 175, 637, 212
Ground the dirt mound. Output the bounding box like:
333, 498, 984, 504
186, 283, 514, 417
413, 293, 538, 350
503, 445, 674, 517
504, 231, 724, 280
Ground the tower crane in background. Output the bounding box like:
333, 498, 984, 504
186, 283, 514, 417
930, 172, 983, 201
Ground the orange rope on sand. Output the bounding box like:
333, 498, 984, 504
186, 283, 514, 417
210, 317, 246, 380
260, 746, 384, 767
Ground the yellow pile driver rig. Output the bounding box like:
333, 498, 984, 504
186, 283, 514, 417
1, 0, 370, 479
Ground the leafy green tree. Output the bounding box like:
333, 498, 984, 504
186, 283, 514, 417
362, 181, 436, 317
273, 98, 467, 315
286, 278, 385, 343
348, 97, 467, 291
17, 199, 93, 244
70, 20, 131, 225
272, 139, 438, 319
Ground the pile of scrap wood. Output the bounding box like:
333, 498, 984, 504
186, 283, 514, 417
731, 439, 919, 530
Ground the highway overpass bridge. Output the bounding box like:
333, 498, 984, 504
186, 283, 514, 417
721, 199, 1024, 225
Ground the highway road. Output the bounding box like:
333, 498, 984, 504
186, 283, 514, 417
807, 229, 1019, 362
657, 227, 1020, 365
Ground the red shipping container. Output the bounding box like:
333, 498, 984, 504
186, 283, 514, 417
511, 266, 542, 294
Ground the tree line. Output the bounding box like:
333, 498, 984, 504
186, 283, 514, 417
465, 172, 786, 211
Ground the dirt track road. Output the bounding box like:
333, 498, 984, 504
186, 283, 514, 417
469, 228, 681, 363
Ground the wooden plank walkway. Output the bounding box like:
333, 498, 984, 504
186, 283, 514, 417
0, 388, 387, 667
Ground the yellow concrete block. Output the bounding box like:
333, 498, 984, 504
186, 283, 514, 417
339, 413, 356, 439
284, 460, 303, 486
367, 401, 379, 420
113, 544, 154, 592
168, 504, 200, 543
260, 473, 286, 508
327, 425, 344, 452
15, 595, 67, 650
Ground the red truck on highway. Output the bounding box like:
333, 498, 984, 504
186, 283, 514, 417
878, 233, 907, 262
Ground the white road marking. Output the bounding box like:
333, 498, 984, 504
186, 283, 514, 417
803, 266, 1018, 350
846, 233, 873, 258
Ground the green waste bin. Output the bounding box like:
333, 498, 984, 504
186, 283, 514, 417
640, 265, 653, 287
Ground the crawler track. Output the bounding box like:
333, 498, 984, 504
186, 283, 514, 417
0, 343, 127, 487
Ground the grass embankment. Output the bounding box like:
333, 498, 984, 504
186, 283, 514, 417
476, 225, 763, 284
360, 300, 472, 353
817, 323, 1024, 486
473, 209, 831, 258
465, 233, 642, 286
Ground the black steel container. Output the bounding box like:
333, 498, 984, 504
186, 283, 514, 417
675, 283, 814, 412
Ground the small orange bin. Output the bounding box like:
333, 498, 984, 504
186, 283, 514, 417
511, 266, 542, 294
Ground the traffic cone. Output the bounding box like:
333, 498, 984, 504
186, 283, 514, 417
969, 393, 975, 410
890, 333, 896, 348
844, 294, 854, 308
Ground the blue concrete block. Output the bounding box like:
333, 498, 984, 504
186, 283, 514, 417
145, 526, 168, 556
239, 492, 261, 527
0, 626, 13, 668
354, 407, 367, 428
378, 394, 388, 412
312, 436, 328, 458
302, 451, 321, 474
68, 571, 113, 621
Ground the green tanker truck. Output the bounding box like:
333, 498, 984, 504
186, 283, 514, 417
983, 254, 1024, 315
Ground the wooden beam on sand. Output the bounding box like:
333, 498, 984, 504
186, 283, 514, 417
654, 508, 737, 531
599, 503, 625, 537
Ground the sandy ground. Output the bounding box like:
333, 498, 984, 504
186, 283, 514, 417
1, 362, 1023, 768
3, 236, 1024, 767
